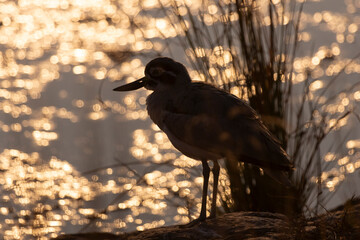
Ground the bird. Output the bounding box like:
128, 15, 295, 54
113, 57, 293, 225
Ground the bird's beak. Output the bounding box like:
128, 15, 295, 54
113, 77, 147, 91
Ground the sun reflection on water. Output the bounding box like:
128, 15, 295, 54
0, 0, 359, 238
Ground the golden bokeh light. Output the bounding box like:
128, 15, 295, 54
0, 0, 359, 238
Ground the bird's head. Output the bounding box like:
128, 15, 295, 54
113, 57, 191, 92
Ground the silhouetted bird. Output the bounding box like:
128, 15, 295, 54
114, 57, 293, 225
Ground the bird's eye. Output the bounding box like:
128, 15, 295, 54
150, 67, 164, 77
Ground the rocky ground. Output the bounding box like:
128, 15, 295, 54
54, 200, 360, 240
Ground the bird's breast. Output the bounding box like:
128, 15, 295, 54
146, 90, 174, 129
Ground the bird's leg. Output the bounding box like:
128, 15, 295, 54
210, 160, 220, 219
199, 159, 210, 221
181, 159, 209, 228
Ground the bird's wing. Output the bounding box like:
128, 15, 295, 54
161, 83, 291, 170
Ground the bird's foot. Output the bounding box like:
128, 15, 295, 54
179, 216, 206, 228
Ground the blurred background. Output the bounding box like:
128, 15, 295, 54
0, 0, 359, 239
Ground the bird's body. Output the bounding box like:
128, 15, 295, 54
114, 57, 293, 225
147, 82, 291, 171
